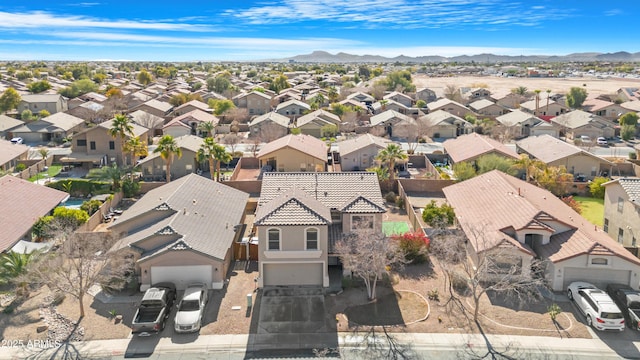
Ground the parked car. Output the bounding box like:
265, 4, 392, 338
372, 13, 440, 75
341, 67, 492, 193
567, 281, 625, 331
579, 135, 592, 144
574, 174, 587, 182
131, 282, 176, 336
596, 137, 608, 146
174, 283, 208, 333
606, 283, 640, 331
10, 137, 23, 144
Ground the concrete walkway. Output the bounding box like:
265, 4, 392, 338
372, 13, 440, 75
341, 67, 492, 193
2, 332, 636, 359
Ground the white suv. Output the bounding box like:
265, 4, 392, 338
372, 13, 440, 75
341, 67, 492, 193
567, 282, 625, 331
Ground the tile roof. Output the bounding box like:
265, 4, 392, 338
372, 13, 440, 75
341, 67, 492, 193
255, 187, 331, 226
468, 99, 497, 111
427, 98, 468, 112
98, 118, 149, 137
128, 110, 165, 129
495, 110, 542, 127
550, 110, 609, 129
257, 134, 327, 161
173, 99, 209, 112
369, 110, 414, 127
443, 133, 519, 163
20, 94, 63, 103
109, 173, 248, 261
275, 99, 310, 112
604, 177, 640, 205
0, 115, 24, 133
419, 110, 467, 127
249, 111, 290, 128
0, 139, 28, 165
336, 134, 392, 156
516, 134, 611, 165
0, 176, 68, 252
138, 134, 202, 165
443, 170, 640, 265
141, 99, 173, 112
296, 109, 340, 127
164, 109, 219, 129
13, 112, 85, 133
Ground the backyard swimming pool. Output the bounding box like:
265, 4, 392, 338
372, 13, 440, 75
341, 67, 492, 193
61, 198, 84, 209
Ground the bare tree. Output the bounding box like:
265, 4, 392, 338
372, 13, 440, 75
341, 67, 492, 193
260, 123, 288, 142
222, 133, 241, 154
444, 84, 463, 102
335, 225, 407, 301
369, 84, 387, 100
29, 222, 135, 318
430, 224, 546, 323
226, 107, 249, 124
249, 136, 261, 157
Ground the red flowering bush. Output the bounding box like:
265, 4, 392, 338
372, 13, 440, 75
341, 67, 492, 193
392, 232, 430, 264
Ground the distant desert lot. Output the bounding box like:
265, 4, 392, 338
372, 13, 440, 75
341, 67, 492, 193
413, 75, 640, 98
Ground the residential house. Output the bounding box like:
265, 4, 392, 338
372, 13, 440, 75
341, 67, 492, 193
275, 99, 310, 119
337, 134, 392, 171
582, 98, 629, 121
0, 176, 68, 253
427, 98, 471, 117
248, 111, 290, 140
11, 112, 85, 144
257, 134, 327, 172
468, 99, 508, 117
130, 99, 173, 120
108, 174, 248, 290
233, 91, 272, 116
0, 138, 29, 172
516, 134, 612, 180
493, 90, 523, 109
163, 110, 220, 138
296, 110, 341, 138
621, 101, 640, 114
617, 87, 640, 102
495, 110, 557, 139
138, 135, 203, 182
371, 99, 412, 115
383, 92, 413, 108
444, 170, 640, 291
0, 114, 23, 139
520, 98, 568, 117
369, 110, 416, 139
171, 100, 210, 117
550, 110, 615, 140
464, 88, 492, 103
17, 94, 67, 115
128, 110, 165, 136
415, 88, 437, 103
602, 178, 640, 249
346, 92, 375, 105
254, 172, 385, 287
62, 118, 150, 168
66, 101, 107, 123
419, 110, 473, 139
443, 133, 519, 165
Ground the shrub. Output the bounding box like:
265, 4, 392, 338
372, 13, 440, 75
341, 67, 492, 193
385, 191, 397, 203
47, 179, 111, 197
32, 215, 54, 241
15, 163, 26, 171
422, 200, 455, 228
589, 177, 608, 199
561, 196, 582, 214
395, 196, 405, 210
393, 232, 430, 263
548, 303, 561, 322
52, 207, 89, 228
81, 199, 102, 215
450, 271, 469, 294
52, 292, 66, 306
122, 178, 141, 198
630, 152, 637, 160
427, 289, 440, 301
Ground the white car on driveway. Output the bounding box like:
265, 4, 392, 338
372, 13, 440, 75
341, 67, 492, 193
174, 283, 208, 333
567, 281, 625, 331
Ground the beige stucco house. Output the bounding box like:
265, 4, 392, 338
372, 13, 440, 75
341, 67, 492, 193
17, 94, 67, 115
296, 109, 341, 138
468, 99, 508, 117
233, 91, 272, 116
254, 172, 385, 287
0, 138, 28, 172
138, 135, 203, 182
248, 112, 290, 140
109, 174, 248, 291
444, 170, 640, 291
171, 99, 210, 117
426, 98, 471, 118
550, 110, 615, 140
11, 112, 86, 144
275, 99, 310, 118
602, 178, 640, 249
419, 110, 473, 140
163, 110, 219, 139
257, 134, 327, 172
495, 110, 555, 139
369, 110, 416, 139
337, 134, 392, 171
443, 133, 519, 164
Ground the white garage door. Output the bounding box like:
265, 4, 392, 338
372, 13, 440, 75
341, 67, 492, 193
263, 263, 323, 286
151, 265, 212, 290
563, 267, 631, 289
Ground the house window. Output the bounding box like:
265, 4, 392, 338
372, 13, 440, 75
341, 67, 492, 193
603, 218, 609, 232
267, 228, 280, 250
618, 197, 624, 213
109, 141, 115, 150
90, 141, 96, 150
618, 228, 624, 243
351, 215, 374, 231
306, 228, 318, 250
76, 139, 87, 147
591, 258, 608, 265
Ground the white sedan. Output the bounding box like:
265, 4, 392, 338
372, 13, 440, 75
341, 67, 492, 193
174, 283, 208, 333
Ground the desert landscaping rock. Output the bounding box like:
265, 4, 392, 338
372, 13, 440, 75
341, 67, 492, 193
40, 295, 85, 343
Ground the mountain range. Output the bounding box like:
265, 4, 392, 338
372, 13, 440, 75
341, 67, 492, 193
276, 50, 640, 63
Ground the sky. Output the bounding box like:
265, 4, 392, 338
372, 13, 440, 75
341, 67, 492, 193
0, 1, 638, 61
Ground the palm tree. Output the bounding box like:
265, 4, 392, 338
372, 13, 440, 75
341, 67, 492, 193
512, 86, 527, 108
545, 89, 552, 115
108, 114, 134, 165
38, 148, 49, 163
375, 144, 408, 182
154, 135, 182, 183
534, 90, 541, 116
213, 143, 232, 182
0, 250, 39, 297
86, 163, 125, 190
196, 137, 219, 181
123, 136, 148, 168
197, 121, 216, 138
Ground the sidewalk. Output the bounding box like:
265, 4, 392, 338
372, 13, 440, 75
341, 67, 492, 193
2, 332, 632, 359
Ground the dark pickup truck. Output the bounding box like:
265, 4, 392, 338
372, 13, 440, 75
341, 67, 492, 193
606, 283, 640, 331
131, 282, 176, 336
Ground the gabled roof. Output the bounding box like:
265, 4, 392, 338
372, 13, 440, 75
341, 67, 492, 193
0, 138, 28, 164
275, 99, 311, 112
495, 109, 542, 127
255, 187, 331, 226
12, 112, 85, 133
550, 110, 611, 130
109, 174, 248, 261
128, 110, 165, 129
0, 176, 68, 252
258, 172, 384, 212
468, 99, 499, 111
337, 134, 392, 156
419, 109, 467, 127
0, 115, 24, 133
233, 90, 272, 100
621, 101, 640, 112
98, 118, 149, 138
173, 99, 209, 112
516, 134, 611, 165
443, 133, 519, 163
20, 94, 63, 103
140, 99, 173, 113
383, 91, 413, 102
443, 170, 640, 265
164, 109, 219, 129
369, 110, 414, 127
249, 111, 290, 128
138, 135, 202, 165
427, 98, 468, 112
296, 109, 340, 127
603, 177, 640, 206
347, 92, 375, 102
257, 134, 327, 161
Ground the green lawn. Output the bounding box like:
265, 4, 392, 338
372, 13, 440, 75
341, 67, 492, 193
383, 221, 410, 236
574, 196, 604, 227
28, 165, 62, 182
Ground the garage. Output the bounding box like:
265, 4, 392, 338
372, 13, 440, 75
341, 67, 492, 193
563, 267, 631, 290
263, 263, 323, 287
150, 265, 212, 290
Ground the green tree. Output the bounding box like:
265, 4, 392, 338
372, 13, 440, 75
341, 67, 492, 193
367, 166, 389, 181
197, 137, 219, 181
92, 73, 107, 84
476, 154, 517, 176
0, 87, 21, 113
154, 135, 182, 183
38, 109, 50, 118
379, 70, 416, 92
212, 141, 233, 181
21, 109, 36, 121
375, 144, 408, 182
566, 87, 588, 109
208, 99, 235, 116
137, 69, 153, 86
52, 207, 89, 229
512, 154, 546, 182
86, 164, 125, 191
27, 80, 52, 93
452, 162, 477, 181
536, 166, 574, 196
0, 251, 39, 286
421, 200, 455, 228
621, 124, 636, 141
59, 78, 98, 98
207, 76, 231, 93
269, 74, 290, 94
290, 127, 301, 135
619, 112, 638, 127
197, 121, 216, 138
415, 99, 426, 108
589, 177, 608, 199
123, 136, 147, 168
321, 124, 338, 138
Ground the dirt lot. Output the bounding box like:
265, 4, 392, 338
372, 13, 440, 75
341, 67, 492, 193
413, 74, 639, 98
